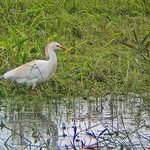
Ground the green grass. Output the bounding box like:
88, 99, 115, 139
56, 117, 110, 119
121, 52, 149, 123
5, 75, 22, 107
0, 0, 150, 104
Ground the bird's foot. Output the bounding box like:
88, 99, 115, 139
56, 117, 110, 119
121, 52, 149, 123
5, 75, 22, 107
31, 88, 38, 95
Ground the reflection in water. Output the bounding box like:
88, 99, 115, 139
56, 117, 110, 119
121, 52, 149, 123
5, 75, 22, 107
0, 93, 150, 149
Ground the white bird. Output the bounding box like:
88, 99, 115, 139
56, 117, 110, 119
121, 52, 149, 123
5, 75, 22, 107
3, 42, 67, 90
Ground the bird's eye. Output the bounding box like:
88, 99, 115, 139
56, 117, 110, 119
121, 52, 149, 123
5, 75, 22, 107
56, 45, 59, 47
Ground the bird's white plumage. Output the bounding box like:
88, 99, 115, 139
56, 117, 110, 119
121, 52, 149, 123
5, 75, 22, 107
4, 60, 56, 84
3, 42, 66, 90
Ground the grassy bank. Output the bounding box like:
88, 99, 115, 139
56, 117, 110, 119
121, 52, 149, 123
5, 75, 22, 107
0, 0, 150, 101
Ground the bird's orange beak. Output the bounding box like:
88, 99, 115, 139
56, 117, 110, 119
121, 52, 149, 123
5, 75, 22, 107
59, 45, 68, 50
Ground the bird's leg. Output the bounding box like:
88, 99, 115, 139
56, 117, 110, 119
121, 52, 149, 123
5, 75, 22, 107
31, 83, 37, 95
32, 83, 37, 90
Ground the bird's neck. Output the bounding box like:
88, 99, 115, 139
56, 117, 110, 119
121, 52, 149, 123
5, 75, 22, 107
48, 50, 57, 63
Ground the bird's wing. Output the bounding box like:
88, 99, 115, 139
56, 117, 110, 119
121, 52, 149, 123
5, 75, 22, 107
4, 60, 48, 82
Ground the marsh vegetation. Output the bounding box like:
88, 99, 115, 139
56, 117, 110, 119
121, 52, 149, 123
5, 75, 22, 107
0, 0, 150, 100
0, 0, 150, 149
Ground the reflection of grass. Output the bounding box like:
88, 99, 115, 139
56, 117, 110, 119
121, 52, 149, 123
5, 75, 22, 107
0, 0, 150, 101
1, 107, 149, 149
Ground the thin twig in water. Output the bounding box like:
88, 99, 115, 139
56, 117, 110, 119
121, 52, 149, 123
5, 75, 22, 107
33, 124, 50, 150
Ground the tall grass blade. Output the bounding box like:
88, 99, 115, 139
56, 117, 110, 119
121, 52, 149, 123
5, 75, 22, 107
120, 41, 138, 51
144, 41, 150, 58
133, 29, 139, 46
141, 32, 150, 46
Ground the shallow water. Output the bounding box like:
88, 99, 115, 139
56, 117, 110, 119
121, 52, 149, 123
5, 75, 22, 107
0, 93, 150, 149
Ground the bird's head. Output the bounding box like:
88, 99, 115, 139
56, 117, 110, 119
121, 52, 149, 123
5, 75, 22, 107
45, 42, 67, 57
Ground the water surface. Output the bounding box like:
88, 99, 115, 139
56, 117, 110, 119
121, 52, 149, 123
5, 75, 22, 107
0, 93, 150, 149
